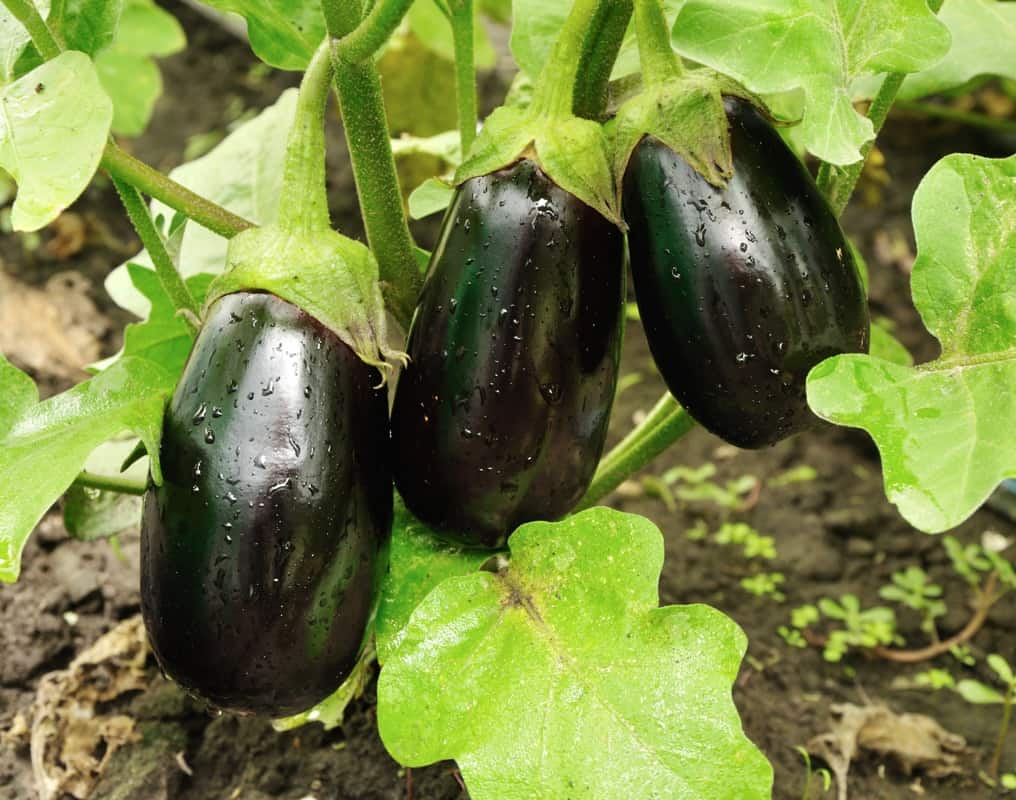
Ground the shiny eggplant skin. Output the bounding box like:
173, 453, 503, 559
391, 159, 624, 546
141, 292, 391, 716
623, 97, 869, 448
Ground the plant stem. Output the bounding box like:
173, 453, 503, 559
335, 0, 415, 63
633, 0, 681, 87
448, 0, 478, 155
73, 471, 148, 496
326, 1, 421, 329
277, 41, 333, 235
101, 145, 253, 238
578, 392, 695, 510
988, 682, 1014, 780
816, 0, 945, 214
896, 100, 1016, 135
530, 0, 608, 119
1, 0, 61, 59
572, 0, 633, 120
111, 175, 200, 327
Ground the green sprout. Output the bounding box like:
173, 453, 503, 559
794, 745, 831, 800
740, 572, 786, 602
878, 566, 946, 636
815, 595, 900, 662
715, 522, 776, 560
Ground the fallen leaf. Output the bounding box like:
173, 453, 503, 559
808, 702, 965, 800
30, 616, 150, 800
42, 212, 88, 260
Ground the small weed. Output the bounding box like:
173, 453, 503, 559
740, 572, 786, 602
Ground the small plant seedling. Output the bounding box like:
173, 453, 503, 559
740, 572, 786, 602
816, 595, 900, 662
715, 522, 776, 560
794, 745, 832, 800
878, 565, 946, 636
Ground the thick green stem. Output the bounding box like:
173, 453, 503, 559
73, 471, 147, 496
101, 145, 253, 238
326, 0, 421, 329
816, 0, 944, 214
578, 392, 695, 510
277, 42, 333, 234
449, 0, 478, 155
530, 0, 608, 119
111, 176, 200, 327
634, 0, 681, 87
335, 0, 415, 63
1, 0, 61, 58
988, 684, 1014, 779
573, 0, 633, 120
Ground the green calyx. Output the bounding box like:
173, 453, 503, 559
205, 40, 404, 378
612, 70, 766, 190
452, 0, 623, 225
453, 103, 621, 226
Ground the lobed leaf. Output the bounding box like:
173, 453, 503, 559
670, 0, 951, 165
378, 507, 772, 799
0, 355, 173, 582
0, 51, 112, 231
808, 154, 1016, 533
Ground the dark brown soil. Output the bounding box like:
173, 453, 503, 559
1, 3, 1014, 799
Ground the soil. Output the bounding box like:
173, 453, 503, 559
1, 3, 1015, 799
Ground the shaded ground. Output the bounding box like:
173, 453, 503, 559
1, 3, 1014, 799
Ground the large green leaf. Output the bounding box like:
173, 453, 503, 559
378, 507, 772, 799
0, 355, 172, 582
375, 499, 493, 663
671, 0, 951, 165
808, 153, 1016, 533
95, 0, 186, 136
198, 0, 324, 70
0, 51, 112, 231
106, 89, 297, 317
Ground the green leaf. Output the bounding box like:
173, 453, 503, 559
869, 321, 913, 366
48, 0, 124, 56
391, 129, 461, 163
0, 355, 172, 582
407, 0, 496, 68
862, 0, 1016, 102
671, 0, 951, 165
955, 679, 1006, 704
408, 176, 455, 219
102, 264, 212, 381
106, 89, 297, 317
272, 639, 377, 731
198, 0, 324, 70
807, 153, 1016, 533
377, 507, 772, 798
375, 499, 492, 663
0, 0, 50, 83
0, 51, 113, 231
94, 0, 186, 136
63, 437, 147, 542
988, 654, 1015, 687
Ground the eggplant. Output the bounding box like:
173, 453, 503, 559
391, 159, 624, 546
623, 97, 869, 448
141, 292, 391, 716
